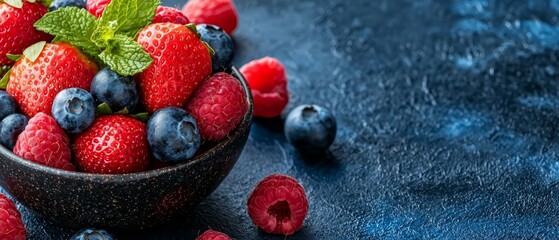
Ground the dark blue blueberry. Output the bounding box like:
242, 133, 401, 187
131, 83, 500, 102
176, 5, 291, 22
197, 24, 235, 73
0, 114, 27, 150
51, 88, 95, 134
0, 91, 17, 121
91, 67, 139, 112
49, 0, 86, 11
71, 229, 115, 240
284, 105, 337, 154
147, 107, 201, 163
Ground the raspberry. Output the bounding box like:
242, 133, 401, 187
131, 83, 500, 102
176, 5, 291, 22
247, 174, 308, 235
182, 0, 238, 35
240, 57, 289, 118
13, 113, 75, 171
153, 6, 190, 25
0, 194, 26, 240
196, 230, 231, 240
86, 0, 110, 18
187, 73, 248, 141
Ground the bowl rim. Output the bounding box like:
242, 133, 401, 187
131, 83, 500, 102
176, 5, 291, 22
0, 66, 254, 182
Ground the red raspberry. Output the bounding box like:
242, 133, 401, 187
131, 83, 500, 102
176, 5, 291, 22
247, 174, 308, 235
186, 73, 248, 141
86, 0, 110, 18
240, 57, 289, 118
153, 6, 190, 25
13, 113, 75, 171
196, 230, 231, 240
0, 194, 26, 240
87, 0, 189, 25
182, 0, 238, 35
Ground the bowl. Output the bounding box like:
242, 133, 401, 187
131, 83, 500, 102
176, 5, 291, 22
0, 67, 253, 230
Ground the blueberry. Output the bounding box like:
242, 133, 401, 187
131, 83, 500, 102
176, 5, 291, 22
49, 0, 86, 11
197, 24, 235, 73
71, 229, 115, 240
284, 105, 337, 154
51, 88, 95, 134
147, 107, 201, 163
91, 67, 139, 112
0, 114, 27, 150
0, 91, 17, 121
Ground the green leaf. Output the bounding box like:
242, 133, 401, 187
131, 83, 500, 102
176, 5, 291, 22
4, 0, 23, 8
202, 41, 215, 56
6, 53, 21, 61
115, 108, 129, 115
92, 0, 160, 42
0, 68, 11, 90
37, 0, 54, 8
34, 7, 101, 58
98, 35, 153, 76
23, 41, 46, 62
96, 102, 113, 115
131, 112, 149, 122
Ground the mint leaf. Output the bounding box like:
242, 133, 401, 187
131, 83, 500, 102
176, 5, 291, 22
96, 103, 113, 115
34, 7, 101, 58
0, 68, 11, 90
23, 41, 46, 62
4, 0, 23, 8
99, 35, 153, 76
6, 54, 21, 61
92, 0, 160, 42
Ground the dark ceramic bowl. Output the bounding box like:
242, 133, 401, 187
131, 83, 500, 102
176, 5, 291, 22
0, 67, 253, 230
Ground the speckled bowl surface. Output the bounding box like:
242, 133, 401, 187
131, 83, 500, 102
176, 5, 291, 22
0, 67, 253, 230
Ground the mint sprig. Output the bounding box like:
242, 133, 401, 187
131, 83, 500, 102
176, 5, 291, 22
34, 7, 101, 58
33, 0, 160, 76
92, 0, 159, 41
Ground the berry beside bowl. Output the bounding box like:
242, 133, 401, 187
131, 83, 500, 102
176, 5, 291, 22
0, 67, 253, 230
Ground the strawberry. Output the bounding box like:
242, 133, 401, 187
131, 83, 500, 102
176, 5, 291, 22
152, 6, 190, 25
0, 1, 52, 65
6, 42, 98, 118
74, 115, 150, 174
136, 23, 212, 113
86, 0, 110, 18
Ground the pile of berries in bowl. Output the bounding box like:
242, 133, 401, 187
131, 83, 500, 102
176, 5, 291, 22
0, 0, 252, 230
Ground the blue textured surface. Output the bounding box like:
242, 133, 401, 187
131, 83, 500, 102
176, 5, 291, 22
6, 0, 559, 239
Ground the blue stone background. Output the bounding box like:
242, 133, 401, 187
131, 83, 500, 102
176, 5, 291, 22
8, 0, 559, 239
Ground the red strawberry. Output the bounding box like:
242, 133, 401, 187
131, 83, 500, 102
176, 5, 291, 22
13, 113, 75, 171
152, 6, 190, 25
86, 0, 110, 18
0, 2, 52, 65
87, 0, 189, 25
182, 0, 238, 35
196, 230, 231, 240
247, 174, 308, 235
74, 115, 150, 174
0, 194, 26, 240
136, 23, 211, 113
6, 42, 98, 118
240, 57, 289, 118
187, 72, 248, 141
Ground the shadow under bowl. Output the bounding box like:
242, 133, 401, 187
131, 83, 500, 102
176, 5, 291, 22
0, 67, 253, 230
